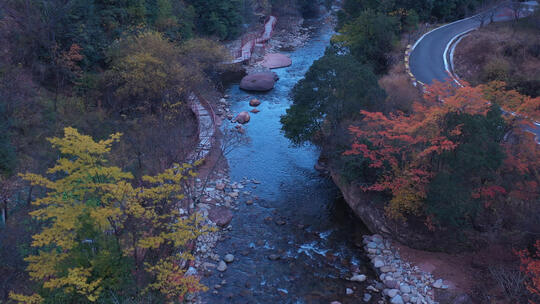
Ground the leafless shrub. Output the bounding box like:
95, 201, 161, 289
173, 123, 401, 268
379, 65, 422, 114
488, 264, 528, 302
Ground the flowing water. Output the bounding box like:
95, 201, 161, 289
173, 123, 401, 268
202, 18, 375, 304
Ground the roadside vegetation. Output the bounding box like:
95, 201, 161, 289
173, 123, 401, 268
281, 1, 540, 302
455, 11, 540, 98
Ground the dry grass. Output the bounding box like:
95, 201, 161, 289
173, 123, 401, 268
379, 64, 423, 114
454, 14, 540, 97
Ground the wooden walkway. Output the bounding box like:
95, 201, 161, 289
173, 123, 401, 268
188, 93, 216, 162
232, 16, 277, 63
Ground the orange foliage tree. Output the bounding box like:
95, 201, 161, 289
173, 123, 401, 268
518, 240, 540, 303
345, 80, 540, 228
481, 81, 540, 122
345, 81, 493, 219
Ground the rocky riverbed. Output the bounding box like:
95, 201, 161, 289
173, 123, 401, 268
188, 6, 451, 304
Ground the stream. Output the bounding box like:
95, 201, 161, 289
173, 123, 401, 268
202, 17, 375, 304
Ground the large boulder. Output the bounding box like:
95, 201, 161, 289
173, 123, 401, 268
240, 72, 277, 91
208, 206, 233, 227
234, 111, 251, 124
261, 53, 292, 69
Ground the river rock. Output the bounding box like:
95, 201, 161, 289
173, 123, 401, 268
346, 288, 354, 295
380, 265, 393, 273
250, 108, 260, 114
235, 125, 245, 134
366, 285, 379, 292
235, 111, 251, 124
400, 284, 411, 293
387, 289, 399, 298
367, 242, 378, 249
363, 293, 372, 302
261, 53, 292, 69
268, 254, 280, 261
390, 294, 404, 304
384, 279, 399, 289
224, 254, 235, 263
208, 206, 233, 227
217, 260, 227, 272
373, 257, 384, 268
240, 72, 277, 91
249, 99, 261, 106
350, 274, 367, 282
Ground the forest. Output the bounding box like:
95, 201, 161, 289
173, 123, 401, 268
1, 0, 539, 303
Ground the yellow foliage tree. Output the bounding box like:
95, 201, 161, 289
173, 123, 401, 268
11, 127, 210, 303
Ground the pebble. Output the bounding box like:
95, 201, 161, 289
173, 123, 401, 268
346, 288, 354, 295
400, 284, 411, 293
275, 219, 286, 226
217, 260, 227, 272
366, 285, 379, 293
367, 242, 378, 249
373, 257, 384, 268
363, 293, 372, 302
224, 254, 235, 263
185, 266, 197, 276
350, 274, 367, 282
387, 289, 399, 298
390, 294, 404, 304
268, 254, 280, 261
380, 265, 393, 273
433, 279, 443, 289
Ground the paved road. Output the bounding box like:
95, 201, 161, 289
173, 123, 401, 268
409, 17, 480, 86
409, 4, 540, 140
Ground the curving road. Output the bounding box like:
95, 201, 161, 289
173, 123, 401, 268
409, 2, 540, 139
409, 17, 480, 86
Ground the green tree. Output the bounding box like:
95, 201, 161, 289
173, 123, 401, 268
281, 48, 385, 145
425, 106, 507, 227
105, 31, 200, 113
188, 0, 243, 40
0, 102, 16, 177
334, 9, 399, 74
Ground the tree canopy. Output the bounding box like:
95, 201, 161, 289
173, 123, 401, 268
10, 128, 210, 303
281, 48, 385, 145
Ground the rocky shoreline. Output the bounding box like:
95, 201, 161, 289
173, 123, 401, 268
361, 234, 448, 304
187, 175, 263, 303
